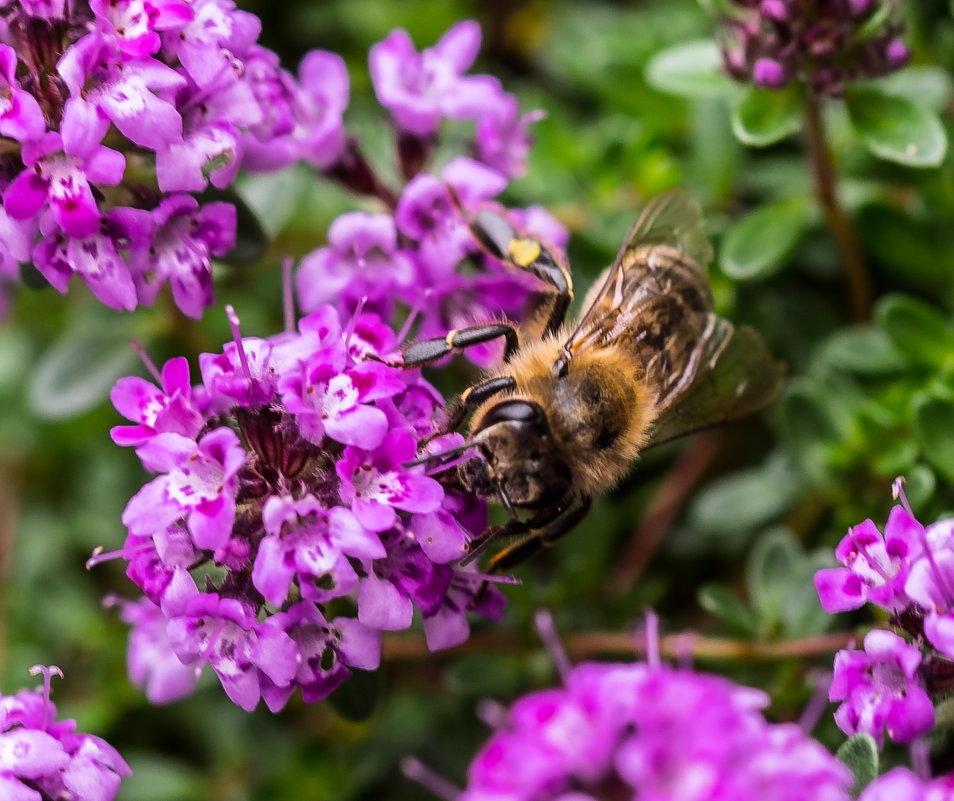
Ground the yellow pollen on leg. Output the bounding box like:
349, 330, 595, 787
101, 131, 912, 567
509, 238, 541, 267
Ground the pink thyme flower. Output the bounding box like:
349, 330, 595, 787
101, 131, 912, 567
0, 666, 131, 801
829, 629, 935, 748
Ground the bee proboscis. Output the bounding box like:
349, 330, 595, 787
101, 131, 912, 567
402, 189, 783, 572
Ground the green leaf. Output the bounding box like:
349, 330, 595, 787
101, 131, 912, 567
913, 393, 954, 484
746, 528, 832, 638
845, 86, 948, 168
876, 66, 953, 113
720, 197, 812, 280
27, 324, 139, 420
697, 584, 757, 636
816, 326, 906, 374
644, 40, 736, 99
858, 205, 954, 289
836, 734, 879, 793
688, 459, 802, 538
731, 85, 803, 146
875, 294, 954, 368
326, 666, 381, 721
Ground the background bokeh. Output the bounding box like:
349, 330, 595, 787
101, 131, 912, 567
3, 0, 954, 798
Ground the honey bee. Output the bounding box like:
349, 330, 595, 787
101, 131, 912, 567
402, 189, 783, 571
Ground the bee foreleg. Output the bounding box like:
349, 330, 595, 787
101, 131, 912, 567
402, 323, 520, 367
420, 375, 517, 447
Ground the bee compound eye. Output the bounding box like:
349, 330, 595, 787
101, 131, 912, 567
477, 399, 546, 429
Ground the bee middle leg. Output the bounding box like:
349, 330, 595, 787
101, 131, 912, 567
402, 322, 521, 367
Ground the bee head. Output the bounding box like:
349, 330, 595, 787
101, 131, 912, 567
460, 398, 573, 508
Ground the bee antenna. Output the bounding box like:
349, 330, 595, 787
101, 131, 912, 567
403, 439, 478, 472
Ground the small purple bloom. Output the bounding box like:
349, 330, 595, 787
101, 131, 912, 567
122, 427, 245, 551
295, 211, 416, 317
336, 429, 444, 532
110, 356, 206, 447
253, 494, 383, 606
57, 33, 186, 152
166, 593, 300, 712
830, 629, 935, 747
114, 597, 197, 704
90, 0, 194, 58
0, 666, 131, 801
0, 44, 45, 141
261, 602, 381, 711
475, 95, 545, 179
4, 131, 124, 238
126, 193, 236, 318
814, 506, 921, 613
369, 20, 502, 135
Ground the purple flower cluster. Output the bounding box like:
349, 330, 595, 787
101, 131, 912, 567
858, 768, 954, 801
296, 21, 563, 365
0, 665, 131, 801
0, 0, 349, 316
720, 0, 909, 96
101, 304, 503, 712
458, 661, 852, 801
813, 480, 954, 747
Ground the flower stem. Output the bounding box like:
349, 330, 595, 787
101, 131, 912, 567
382, 629, 858, 663
804, 93, 871, 323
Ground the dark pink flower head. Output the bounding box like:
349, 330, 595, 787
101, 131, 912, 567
108, 304, 498, 710
829, 629, 935, 748
814, 505, 922, 614
721, 0, 910, 96
369, 20, 503, 136
0, 666, 131, 801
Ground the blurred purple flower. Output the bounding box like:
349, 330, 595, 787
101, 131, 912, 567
859, 768, 954, 801
370, 20, 502, 136
830, 629, 935, 747
0, 666, 131, 801
296, 211, 417, 318
459, 659, 853, 801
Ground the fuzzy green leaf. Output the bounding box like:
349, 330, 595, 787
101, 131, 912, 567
846, 86, 947, 168
721, 197, 811, 280
731, 85, 803, 146
913, 393, 954, 484
644, 40, 736, 99
836, 734, 879, 794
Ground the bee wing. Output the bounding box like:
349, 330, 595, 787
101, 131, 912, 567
647, 316, 784, 446
563, 188, 714, 353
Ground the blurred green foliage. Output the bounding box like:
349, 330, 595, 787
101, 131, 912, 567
3, 0, 954, 798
